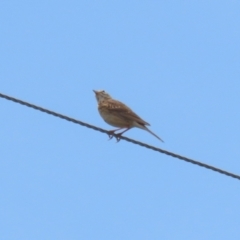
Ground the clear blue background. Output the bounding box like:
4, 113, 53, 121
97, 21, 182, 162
0, 1, 240, 239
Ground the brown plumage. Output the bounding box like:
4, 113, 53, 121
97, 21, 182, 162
93, 90, 164, 142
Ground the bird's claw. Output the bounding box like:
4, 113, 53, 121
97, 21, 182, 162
107, 131, 115, 140
115, 135, 121, 143
108, 134, 114, 140
107, 131, 121, 143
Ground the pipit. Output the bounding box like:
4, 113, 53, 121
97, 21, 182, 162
93, 90, 164, 142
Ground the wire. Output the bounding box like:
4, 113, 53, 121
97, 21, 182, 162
1, 92, 240, 181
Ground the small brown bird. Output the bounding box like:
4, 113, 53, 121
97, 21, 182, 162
93, 90, 164, 142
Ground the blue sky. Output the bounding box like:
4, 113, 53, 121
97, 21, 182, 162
0, 1, 240, 239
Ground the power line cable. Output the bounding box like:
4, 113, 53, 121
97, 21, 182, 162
1, 92, 239, 181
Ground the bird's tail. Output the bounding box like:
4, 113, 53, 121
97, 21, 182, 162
144, 126, 164, 142
133, 121, 164, 142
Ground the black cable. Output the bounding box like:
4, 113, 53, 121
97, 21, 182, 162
1, 92, 239, 181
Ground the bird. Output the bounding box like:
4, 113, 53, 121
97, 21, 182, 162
93, 90, 164, 142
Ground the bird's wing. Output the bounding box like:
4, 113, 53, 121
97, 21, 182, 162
104, 99, 150, 126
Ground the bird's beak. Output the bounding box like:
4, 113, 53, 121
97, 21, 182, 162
93, 90, 97, 94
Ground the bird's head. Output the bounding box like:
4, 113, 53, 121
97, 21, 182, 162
93, 90, 112, 103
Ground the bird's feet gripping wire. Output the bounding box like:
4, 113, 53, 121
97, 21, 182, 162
107, 130, 121, 142
107, 128, 130, 142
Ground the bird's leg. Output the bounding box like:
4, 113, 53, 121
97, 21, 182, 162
114, 128, 131, 142
107, 128, 124, 140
